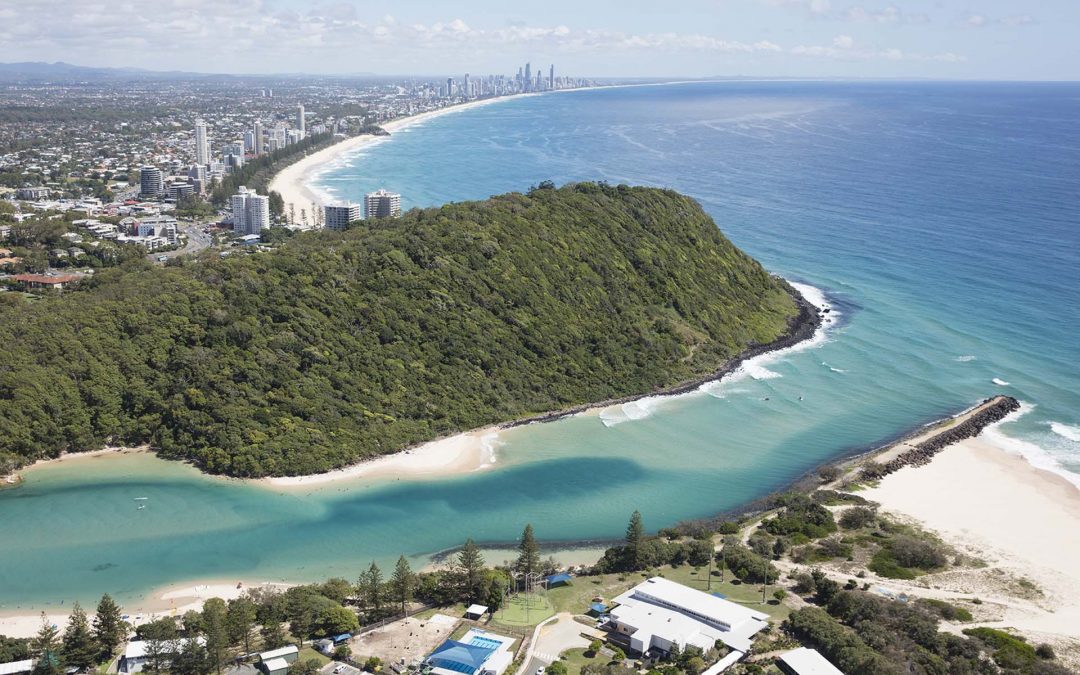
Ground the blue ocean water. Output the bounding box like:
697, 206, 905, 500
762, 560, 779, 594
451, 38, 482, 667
1, 81, 1077, 611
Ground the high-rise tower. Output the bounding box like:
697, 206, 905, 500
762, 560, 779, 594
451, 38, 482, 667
194, 119, 210, 166
297, 104, 305, 139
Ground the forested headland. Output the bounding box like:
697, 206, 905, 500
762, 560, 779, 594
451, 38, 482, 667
0, 183, 802, 477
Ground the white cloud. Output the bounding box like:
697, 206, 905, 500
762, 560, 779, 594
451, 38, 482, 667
791, 39, 964, 63
963, 13, 988, 27
0, 0, 965, 73
1000, 14, 1035, 26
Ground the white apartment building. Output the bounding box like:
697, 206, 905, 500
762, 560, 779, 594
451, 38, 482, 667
231, 186, 270, 236
324, 203, 361, 230
364, 189, 402, 219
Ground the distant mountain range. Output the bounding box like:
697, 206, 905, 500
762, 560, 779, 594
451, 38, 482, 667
0, 61, 381, 81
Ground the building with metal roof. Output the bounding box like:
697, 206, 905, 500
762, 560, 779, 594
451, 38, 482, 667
608, 577, 769, 655
777, 647, 843, 675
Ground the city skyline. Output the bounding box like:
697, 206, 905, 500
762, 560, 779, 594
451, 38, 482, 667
1, 0, 1077, 81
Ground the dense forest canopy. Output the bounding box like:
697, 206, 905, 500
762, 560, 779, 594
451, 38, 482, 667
0, 183, 799, 477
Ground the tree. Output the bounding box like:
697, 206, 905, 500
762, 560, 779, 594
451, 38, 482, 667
456, 538, 486, 603
588, 639, 602, 656
546, 662, 568, 675
226, 596, 258, 656
358, 562, 384, 614
260, 619, 287, 651
61, 601, 96, 670
390, 555, 415, 612
201, 597, 229, 673
318, 605, 359, 636
515, 524, 541, 578
138, 619, 178, 675
31, 614, 63, 675
171, 638, 211, 675
625, 511, 644, 570
92, 593, 124, 661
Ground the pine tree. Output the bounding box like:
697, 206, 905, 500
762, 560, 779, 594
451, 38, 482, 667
226, 597, 257, 657
625, 510, 644, 570
61, 601, 96, 671
92, 593, 124, 661
390, 555, 415, 612
515, 524, 541, 578
457, 538, 486, 604
31, 614, 63, 675
202, 598, 229, 674
260, 619, 287, 651
358, 561, 384, 614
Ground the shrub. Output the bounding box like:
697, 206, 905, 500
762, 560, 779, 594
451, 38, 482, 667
718, 543, 779, 584
546, 662, 568, 675
1036, 643, 1056, 660
963, 627, 1038, 670
916, 598, 973, 623
818, 466, 841, 483
839, 506, 877, 530
889, 536, 948, 570
868, 550, 918, 579
772, 589, 787, 602
763, 494, 837, 539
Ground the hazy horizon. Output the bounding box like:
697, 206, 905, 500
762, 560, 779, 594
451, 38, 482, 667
2, 0, 1077, 81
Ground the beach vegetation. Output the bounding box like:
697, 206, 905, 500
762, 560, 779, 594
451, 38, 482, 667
916, 598, 974, 623
0, 184, 799, 478
838, 506, 877, 530
762, 494, 837, 539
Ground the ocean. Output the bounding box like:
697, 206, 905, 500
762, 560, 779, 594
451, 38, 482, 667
1, 81, 1077, 611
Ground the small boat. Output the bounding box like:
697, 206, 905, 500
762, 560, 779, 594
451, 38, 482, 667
137, 505, 146, 510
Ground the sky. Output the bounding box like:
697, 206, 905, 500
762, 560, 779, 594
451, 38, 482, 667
1, 0, 1077, 80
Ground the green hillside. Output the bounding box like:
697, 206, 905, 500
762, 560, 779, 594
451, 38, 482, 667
0, 183, 802, 477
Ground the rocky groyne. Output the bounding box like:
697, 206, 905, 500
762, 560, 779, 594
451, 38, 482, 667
860, 395, 1021, 480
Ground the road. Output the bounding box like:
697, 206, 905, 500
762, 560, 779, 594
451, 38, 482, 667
148, 219, 213, 263
522, 613, 602, 675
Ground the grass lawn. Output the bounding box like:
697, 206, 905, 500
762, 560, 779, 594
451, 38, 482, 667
491, 592, 555, 627
547, 571, 650, 616
557, 648, 604, 675
660, 565, 791, 622
299, 646, 332, 666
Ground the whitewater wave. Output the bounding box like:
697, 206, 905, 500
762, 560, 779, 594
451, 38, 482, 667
982, 402, 1080, 489
992, 378, 1010, 386
955, 355, 977, 362
1050, 422, 1080, 443
822, 361, 847, 374
599, 396, 668, 427
479, 432, 504, 466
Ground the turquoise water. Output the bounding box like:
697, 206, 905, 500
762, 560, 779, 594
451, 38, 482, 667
2, 81, 1078, 611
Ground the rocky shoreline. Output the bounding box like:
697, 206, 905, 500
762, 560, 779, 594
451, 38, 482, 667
499, 280, 823, 430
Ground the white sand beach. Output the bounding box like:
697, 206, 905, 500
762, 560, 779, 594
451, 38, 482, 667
0, 580, 292, 638
2, 446, 147, 486
862, 435, 1080, 638
258, 426, 503, 491
268, 96, 519, 219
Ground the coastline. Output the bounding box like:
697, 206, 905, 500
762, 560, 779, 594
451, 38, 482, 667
1, 445, 147, 488
860, 417, 1080, 639
259, 425, 502, 490
269, 94, 537, 218
256, 279, 823, 490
